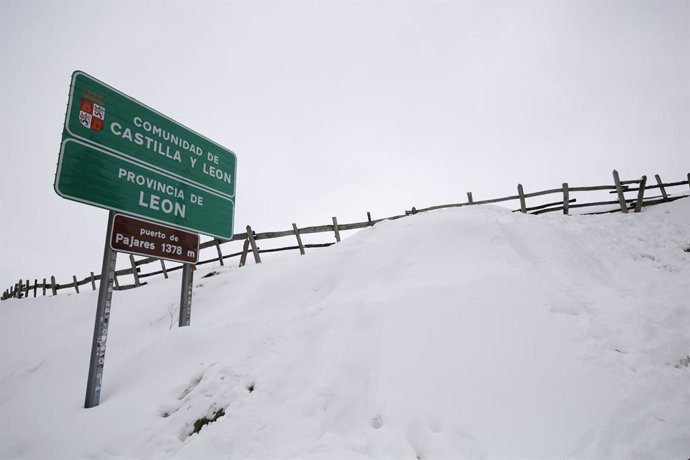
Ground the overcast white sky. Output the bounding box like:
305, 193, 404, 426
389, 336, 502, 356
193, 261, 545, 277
1, 0, 688, 290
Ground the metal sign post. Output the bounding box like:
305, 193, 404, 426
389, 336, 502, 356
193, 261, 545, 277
85, 211, 118, 408
179, 264, 194, 327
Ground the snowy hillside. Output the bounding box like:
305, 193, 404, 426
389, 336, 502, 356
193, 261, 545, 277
1, 200, 689, 460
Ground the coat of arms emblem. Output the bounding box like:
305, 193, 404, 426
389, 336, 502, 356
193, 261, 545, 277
79, 97, 105, 131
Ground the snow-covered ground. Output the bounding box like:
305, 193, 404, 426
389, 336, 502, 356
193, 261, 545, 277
1, 200, 689, 460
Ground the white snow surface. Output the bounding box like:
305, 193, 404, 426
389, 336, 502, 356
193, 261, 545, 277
1, 201, 689, 460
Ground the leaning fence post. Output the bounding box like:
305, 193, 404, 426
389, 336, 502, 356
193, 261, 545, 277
654, 174, 668, 200
634, 175, 647, 213
239, 238, 250, 268
562, 183, 570, 215
332, 217, 341, 243
246, 225, 262, 264
50, 276, 57, 296
467, 192, 474, 204
129, 255, 140, 287
90, 272, 96, 290
73, 275, 80, 294
612, 170, 629, 213
367, 212, 373, 226
214, 239, 225, 266
292, 223, 305, 255
517, 184, 526, 213
160, 259, 168, 279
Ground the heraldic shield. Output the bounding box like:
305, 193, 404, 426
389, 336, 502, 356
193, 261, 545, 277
79, 97, 105, 131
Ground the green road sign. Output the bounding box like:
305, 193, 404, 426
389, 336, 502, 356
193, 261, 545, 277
56, 138, 234, 239
56, 71, 236, 238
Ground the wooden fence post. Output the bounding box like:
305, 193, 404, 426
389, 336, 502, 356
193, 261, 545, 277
367, 212, 373, 226
239, 238, 250, 267
467, 192, 473, 204
160, 260, 168, 279
214, 239, 225, 266
612, 170, 628, 213
332, 217, 341, 243
654, 174, 668, 200
17, 279, 22, 298
246, 225, 262, 264
73, 275, 80, 294
129, 255, 140, 287
517, 184, 526, 213
90, 272, 96, 290
562, 183, 570, 215
24, 279, 30, 297
50, 276, 57, 296
33, 279, 38, 297
42, 278, 46, 296
634, 175, 647, 213
292, 223, 305, 255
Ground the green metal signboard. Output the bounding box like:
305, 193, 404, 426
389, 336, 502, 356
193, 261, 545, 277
56, 138, 234, 238
55, 71, 236, 239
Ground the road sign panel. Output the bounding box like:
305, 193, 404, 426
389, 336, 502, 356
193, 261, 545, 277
56, 71, 236, 239
64, 71, 236, 199
55, 138, 234, 239
110, 214, 199, 264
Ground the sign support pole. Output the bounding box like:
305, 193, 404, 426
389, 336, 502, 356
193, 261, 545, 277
179, 264, 194, 327
85, 211, 118, 408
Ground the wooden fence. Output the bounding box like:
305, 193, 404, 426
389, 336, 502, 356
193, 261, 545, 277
3, 170, 689, 301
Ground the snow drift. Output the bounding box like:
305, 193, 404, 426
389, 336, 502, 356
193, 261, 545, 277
1, 200, 689, 460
